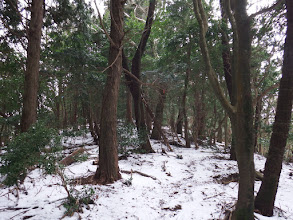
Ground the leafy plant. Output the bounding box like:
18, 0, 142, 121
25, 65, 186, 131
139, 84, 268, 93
117, 123, 143, 155
0, 122, 61, 186
62, 186, 95, 216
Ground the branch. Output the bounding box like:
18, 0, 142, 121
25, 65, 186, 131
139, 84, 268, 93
249, 0, 284, 20
123, 67, 159, 88
121, 169, 159, 181
253, 82, 280, 107
102, 46, 122, 73
94, 0, 115, 47
193, 0, 236, 116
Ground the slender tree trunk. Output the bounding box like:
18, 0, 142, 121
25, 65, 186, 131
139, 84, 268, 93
193, 0, 255, 218
151, 85, 166, 140
20, 0, 44, 132
63, 96, 67, 128
232, 1, 255, 218
254, 98, 262, 152
183, 44, 191, 148
176, 109, 183, 135
220, 0, 237, 160
254, 0, 293, 215
123, 0, 156, 153
94, 0, 124, 184
169, 105, 175, 132
126, 87, 134, 125
224, 113, 228, 149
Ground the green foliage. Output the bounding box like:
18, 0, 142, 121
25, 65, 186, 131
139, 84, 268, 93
0, 123, 61, 186
62, 127, 88, 140
117, 123, 141, 153
63, 186, 95, 216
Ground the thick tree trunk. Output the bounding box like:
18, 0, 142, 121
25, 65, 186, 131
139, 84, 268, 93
94, 0, 124, 184
151, 86, 166, 140
254, 0, 293, 216
20, 0, 43, 132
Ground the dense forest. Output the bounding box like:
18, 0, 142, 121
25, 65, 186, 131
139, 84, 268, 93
0, 0, 292, 219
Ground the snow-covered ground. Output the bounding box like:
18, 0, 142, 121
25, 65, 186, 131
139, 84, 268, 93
0, 134, 293, 220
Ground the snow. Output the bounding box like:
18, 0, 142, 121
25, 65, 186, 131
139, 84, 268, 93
1, 135, 293, 220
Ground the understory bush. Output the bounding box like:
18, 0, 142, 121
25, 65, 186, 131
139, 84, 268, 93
117, 123, 142, 154
62, 186, 95, 216
0, 122, 61, 186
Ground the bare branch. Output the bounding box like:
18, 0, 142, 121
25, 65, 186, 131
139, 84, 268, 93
94, 0, 115, 46
253, 82, 280, 107
102, 46, 123, 73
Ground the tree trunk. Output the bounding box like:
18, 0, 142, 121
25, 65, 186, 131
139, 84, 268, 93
232, 1, 255, 218
123, 0, 156, 153
193, 0, 255, 218
220, 0, 237, 160
94, 0, 124, 184
20, 0, 44, 132
254, 0, 293, 215
151, 85, 166, 140
169, 105, 175, 132
183, 44, 192, 148
253, 98, 262, 152
176, 109, 183, 135
126, 87, 134, 125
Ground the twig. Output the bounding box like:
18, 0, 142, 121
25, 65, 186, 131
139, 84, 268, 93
203, 192, 224, 200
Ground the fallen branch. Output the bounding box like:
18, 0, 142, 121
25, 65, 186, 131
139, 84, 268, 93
60, 148, 85, 166
121, 170, 159, 182
203, 192, 224, 200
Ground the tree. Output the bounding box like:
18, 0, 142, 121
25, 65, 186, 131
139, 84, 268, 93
94, 0, 124, 184
123, 0, 156, 153
254, 0, 293, 215
20, 0, 44, 132
193, 0, 255, 218
150, 83, 167, 140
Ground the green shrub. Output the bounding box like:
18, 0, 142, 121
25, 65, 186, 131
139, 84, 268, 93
0, 122, 61, 186
117, 123, 145, 155
63, 186, 95, 216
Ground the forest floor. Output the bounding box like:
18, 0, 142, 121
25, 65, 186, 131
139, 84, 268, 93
0, 132, 293, 220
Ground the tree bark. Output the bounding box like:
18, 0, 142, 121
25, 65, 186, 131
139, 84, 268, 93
126, 87, 134, 125
20, 0, 44, 132
94, 0, 124, 184
176, 108, 183, 135
123, 0, 156, 153
151, 85, 166, 140
253, 98, 262, 152
254, 0, 293, 216
193, 0, 255, 218
183, 43, 192, 148
232, 0, 255, 218
220, 0, 237, 160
